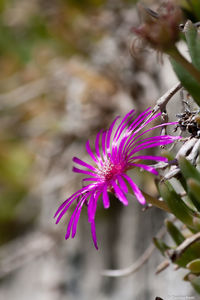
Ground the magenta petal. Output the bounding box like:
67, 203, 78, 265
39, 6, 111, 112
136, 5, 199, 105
95, 131, 103, 163
113, 110, 135, 142
102, 130, 107, 159
117, 175, 128, 193
73, 167, 99, 177
107, 116, 120, 151
128, 136, 178, 155
127, 108, 152, 133
126, 135, 173, 154
131, 140, 177, 154
88, 190, 101, 222
55, 197, 75, 224
71, 200, 85, 238
124, 121, 180, 155
114, 110, 135, 142
73, 157, 97, 171
131, 155, 168, 162
133, 112, 161, 134
54, 197, 72, 219
132, 122, 180, 143
54, 186, 88, 219
65, 198, 84, 240
127, 138, 162, 154
91, 220, 98, 250
112, 180, 128, 205
129, 163, 159, 175
119, 110, 156, 158
82, 178, 100, 182
123, 174, 145, 205
88, 193, 95, 222
71, 209, 82, 238
86, 140, 99, 164
102, 185, 110, 209
117, 134, 130, 160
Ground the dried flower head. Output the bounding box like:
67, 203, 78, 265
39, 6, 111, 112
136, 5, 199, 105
132, 2, 183, 52
55, 108, 180, 249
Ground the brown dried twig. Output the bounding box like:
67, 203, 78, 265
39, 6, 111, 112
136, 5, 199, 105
167, 232, 200, 263
143, 82, 182, 137
147, 82, 182, 119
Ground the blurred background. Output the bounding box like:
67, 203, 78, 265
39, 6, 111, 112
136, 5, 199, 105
0, 0, 196, 299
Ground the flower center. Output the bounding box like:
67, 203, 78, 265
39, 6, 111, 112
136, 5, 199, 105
98, 160, 125, 181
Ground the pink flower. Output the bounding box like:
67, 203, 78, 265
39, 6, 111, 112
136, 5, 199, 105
55, 108, 179, 249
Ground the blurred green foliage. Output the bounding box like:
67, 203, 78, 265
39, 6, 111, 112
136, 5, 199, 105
0, 0, 98, 65
0, 0, 140, 65
0, 141, 36, 244
178, 0, 200, 21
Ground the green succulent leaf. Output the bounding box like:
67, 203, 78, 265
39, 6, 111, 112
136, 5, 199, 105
170, 57, 200, 106
178, 156, 200, 212
190, 275, 200, 294
185, 0, 200, 20
165, 219, 185, 246
187, 259, 200, 273
184, 274, 200, 294
188, 178, 200, 204
159, 182, 195, 228
153, 237, 170, 256
184, 20, 200, 70
179, 156, 200, 182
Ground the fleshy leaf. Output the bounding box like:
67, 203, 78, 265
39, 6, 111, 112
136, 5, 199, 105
190, 275, 200, 294
153, 237, 170, 256
188, 179, 200, 206
165, 219, 185, 246
179, 156, 200, 182
187, 178, 200, 213
187, 259, 200, 273
179, 156, 200, 212
186, 1, 200, 20
170, 57, 200, 105
184, 20, 200, 70
159, 182, 194, 228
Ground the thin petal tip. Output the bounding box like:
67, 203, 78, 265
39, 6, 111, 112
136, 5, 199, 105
65, 233, 70, 240
162, 157, 168, 162
140, 199, 146, 205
